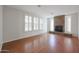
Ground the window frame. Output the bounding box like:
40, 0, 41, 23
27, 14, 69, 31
33, 17, 39, 30
40, 18, 43, 30
25, 16, 29, 31
28, 16, 32, 31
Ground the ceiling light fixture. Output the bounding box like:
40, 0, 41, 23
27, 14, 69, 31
37, 5, 41, 7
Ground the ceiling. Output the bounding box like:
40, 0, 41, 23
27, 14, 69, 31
7, 5, 79, 18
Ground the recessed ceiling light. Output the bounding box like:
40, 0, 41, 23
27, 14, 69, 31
37, 5, 41, 7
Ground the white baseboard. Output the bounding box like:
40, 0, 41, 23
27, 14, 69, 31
4, 32, 47, 43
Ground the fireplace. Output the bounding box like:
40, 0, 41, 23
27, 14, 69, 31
55, 26, 63, 32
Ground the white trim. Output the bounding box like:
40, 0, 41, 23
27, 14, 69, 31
4, 32, 47, 43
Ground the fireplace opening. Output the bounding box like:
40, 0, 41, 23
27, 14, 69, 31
55, 26, 63, 32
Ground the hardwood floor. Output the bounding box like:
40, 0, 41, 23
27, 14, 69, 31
1, 33, 79, 53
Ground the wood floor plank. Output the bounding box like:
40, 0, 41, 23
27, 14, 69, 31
1, 33, 79, 53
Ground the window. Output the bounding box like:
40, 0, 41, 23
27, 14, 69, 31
36, 17, 39, 30
50, 18, 54, 31
25, 16, 29, 31
67, 16, 71, 33
25, 15, 42, 32
40, 18, 43, 30
34, 17, 38, 30
65, 16, 71, 33
29, 16, 32, 31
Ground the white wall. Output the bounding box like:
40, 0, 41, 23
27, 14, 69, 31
0, 6, 3, 50
78, 13, 79, 38
3, 6, 47, 43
